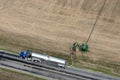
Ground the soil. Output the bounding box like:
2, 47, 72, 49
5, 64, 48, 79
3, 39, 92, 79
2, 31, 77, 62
0, 0, 120, 62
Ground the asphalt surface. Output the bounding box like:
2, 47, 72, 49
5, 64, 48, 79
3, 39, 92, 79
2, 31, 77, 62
0, 59, 86, 80
0, 50, 120, 80
0, 51, 87, 80
0, 61, 56, 80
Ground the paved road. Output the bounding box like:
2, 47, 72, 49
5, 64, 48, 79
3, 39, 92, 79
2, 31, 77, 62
0, 50, 120, 80
0, 62, 56, 80
0, 59, 86, 80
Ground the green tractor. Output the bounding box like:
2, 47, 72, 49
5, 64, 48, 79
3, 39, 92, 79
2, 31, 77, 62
80, 43, 89, 52
71, 42, 89, 52
72, 42, 79, 52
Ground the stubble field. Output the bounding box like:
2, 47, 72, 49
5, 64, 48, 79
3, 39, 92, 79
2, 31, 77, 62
0, 0, 120, 76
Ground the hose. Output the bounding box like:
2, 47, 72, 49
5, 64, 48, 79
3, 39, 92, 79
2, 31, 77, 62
86, 0, 107, 43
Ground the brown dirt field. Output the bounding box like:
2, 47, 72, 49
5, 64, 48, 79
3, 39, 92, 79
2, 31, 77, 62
0, 0, 120, 63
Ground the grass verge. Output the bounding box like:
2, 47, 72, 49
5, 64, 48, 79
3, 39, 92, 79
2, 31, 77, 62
0, 48, 120, 78
72, 55, 120, 77
0, 68, 46, 80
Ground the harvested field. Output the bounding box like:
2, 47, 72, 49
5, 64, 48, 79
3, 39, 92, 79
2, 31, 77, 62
0, 0, 120, 66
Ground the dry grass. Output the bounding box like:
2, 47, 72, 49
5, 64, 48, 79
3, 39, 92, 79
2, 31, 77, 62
0, 68, 45, 80
0, 0, 120, 76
